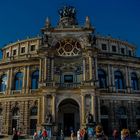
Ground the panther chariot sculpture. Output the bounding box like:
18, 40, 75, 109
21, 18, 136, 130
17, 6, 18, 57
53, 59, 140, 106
58, 5, 77, 26
86, 112, 94, 124
58, 5, 76, 19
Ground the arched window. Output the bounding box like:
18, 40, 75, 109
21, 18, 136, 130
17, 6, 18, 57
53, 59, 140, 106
98, 69, 107, 88
114, 71, 124, 89
118, 106, 127, 115
131, 72, 139, 90
101, 106, 108, 115
0, 108, 2, 116
30, 106, 38, 116
31, 70, 39, 89
14, 72, 23, 90
0, 74, 7, 92
30, 106, 38, 135
136, 107, 140, 115
12, 107, 20, 132
12, 107, 20, 116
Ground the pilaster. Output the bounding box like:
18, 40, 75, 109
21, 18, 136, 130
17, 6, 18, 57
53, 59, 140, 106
82, 57, 86, 81
81, 94, 85, 124
8, 68, 13, 94
91, 95, 96, 122
97, 97, 101, 123
26, 66, 30, 94
51, 57, 54, 81
22, 67, 27, 94
89, 56, 93, 80
52, 94, 56, 122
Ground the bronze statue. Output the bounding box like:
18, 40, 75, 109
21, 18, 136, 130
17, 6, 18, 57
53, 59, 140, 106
86, 112, 93, 124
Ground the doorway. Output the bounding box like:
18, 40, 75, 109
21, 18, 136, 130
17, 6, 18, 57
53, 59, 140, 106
64, 113, 74, 136
58, 99, 80, 136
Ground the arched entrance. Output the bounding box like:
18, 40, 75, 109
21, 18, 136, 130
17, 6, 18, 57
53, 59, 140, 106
57, 99, 80, 136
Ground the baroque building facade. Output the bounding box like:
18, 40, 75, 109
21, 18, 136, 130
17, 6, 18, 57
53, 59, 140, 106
0, 6, 140, 135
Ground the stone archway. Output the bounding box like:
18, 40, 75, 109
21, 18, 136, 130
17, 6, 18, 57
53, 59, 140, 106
57, 98, 80, 136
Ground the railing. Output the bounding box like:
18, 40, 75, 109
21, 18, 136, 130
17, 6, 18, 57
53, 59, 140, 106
55, 83, 81, 88
45, 82, 81, 88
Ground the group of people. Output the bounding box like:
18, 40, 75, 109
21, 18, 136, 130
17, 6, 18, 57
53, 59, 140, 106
70, 125, 132, 140
33, 128, 48, 140
75, 125, 107, 140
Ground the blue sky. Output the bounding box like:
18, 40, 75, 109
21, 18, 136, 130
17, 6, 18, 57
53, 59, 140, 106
0, 0, 140, 56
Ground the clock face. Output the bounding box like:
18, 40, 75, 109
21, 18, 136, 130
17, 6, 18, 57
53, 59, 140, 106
55, 38, 81, 56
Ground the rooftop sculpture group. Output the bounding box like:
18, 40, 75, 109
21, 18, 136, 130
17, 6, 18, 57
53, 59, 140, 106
58, 6, 76, 19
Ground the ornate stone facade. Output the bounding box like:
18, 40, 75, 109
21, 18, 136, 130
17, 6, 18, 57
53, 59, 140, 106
0, 6, 140, 135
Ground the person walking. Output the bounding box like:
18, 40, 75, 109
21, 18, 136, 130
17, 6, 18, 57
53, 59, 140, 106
93, 125, 108, 140
121, 129, 130, 140
113, 129, 120, 140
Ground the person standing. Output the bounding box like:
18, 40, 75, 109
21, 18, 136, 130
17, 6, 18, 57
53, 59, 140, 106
12, 130, 19, 140
77, 129, 81, 140
42, 128, 48, 140
71, 130, 74, 140
113, 129, 120, 140
33, 132, 38, 140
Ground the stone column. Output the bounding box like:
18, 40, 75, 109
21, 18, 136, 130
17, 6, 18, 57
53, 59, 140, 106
51, 57, 54, 81
52, 94, 56, 122
81, 94, 85, 124
108, 64, 112, 91
83, 57, 86, 81
94, 56, 98, 81
8, 68, 13, 94
111, 66, 115, 92
125, 67, 129, 86
6, 69, 10, 95
97, 97, 101, 123
89, 56, 93, 80
128, 101, 132, 131
42, 96, 46, 123
125, 66, 130, 93
24, 101, 29, 134
6, 102, 10, 134
38, 99, 41, 125
22, 67, 27, 94
94, 56, 98, 85
39, 58, 42, 83
127, 67, 131, 93
26, 66, 30, 94
44, 57, 47, 81
19, 102, 24, 132
91, 95, 96, 122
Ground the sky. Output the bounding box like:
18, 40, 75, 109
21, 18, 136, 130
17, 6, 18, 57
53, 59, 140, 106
0, 0, 140, 56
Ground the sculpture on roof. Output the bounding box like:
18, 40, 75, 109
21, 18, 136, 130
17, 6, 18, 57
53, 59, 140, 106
58, 5, 76, 19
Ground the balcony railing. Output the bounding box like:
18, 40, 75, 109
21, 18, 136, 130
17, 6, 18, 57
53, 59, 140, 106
56, 83, 81, 88
45, 82, 81, 88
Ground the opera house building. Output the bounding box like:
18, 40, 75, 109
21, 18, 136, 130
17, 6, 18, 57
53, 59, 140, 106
0, 6, 140, 136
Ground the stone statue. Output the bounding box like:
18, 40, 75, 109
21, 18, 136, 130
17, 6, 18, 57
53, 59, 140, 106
86, 112, 93, 124
46, 112, 52, 124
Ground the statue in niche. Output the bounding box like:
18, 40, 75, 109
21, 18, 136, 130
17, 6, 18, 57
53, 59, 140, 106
86, 112, 94, 124
46, 112, 52, 124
